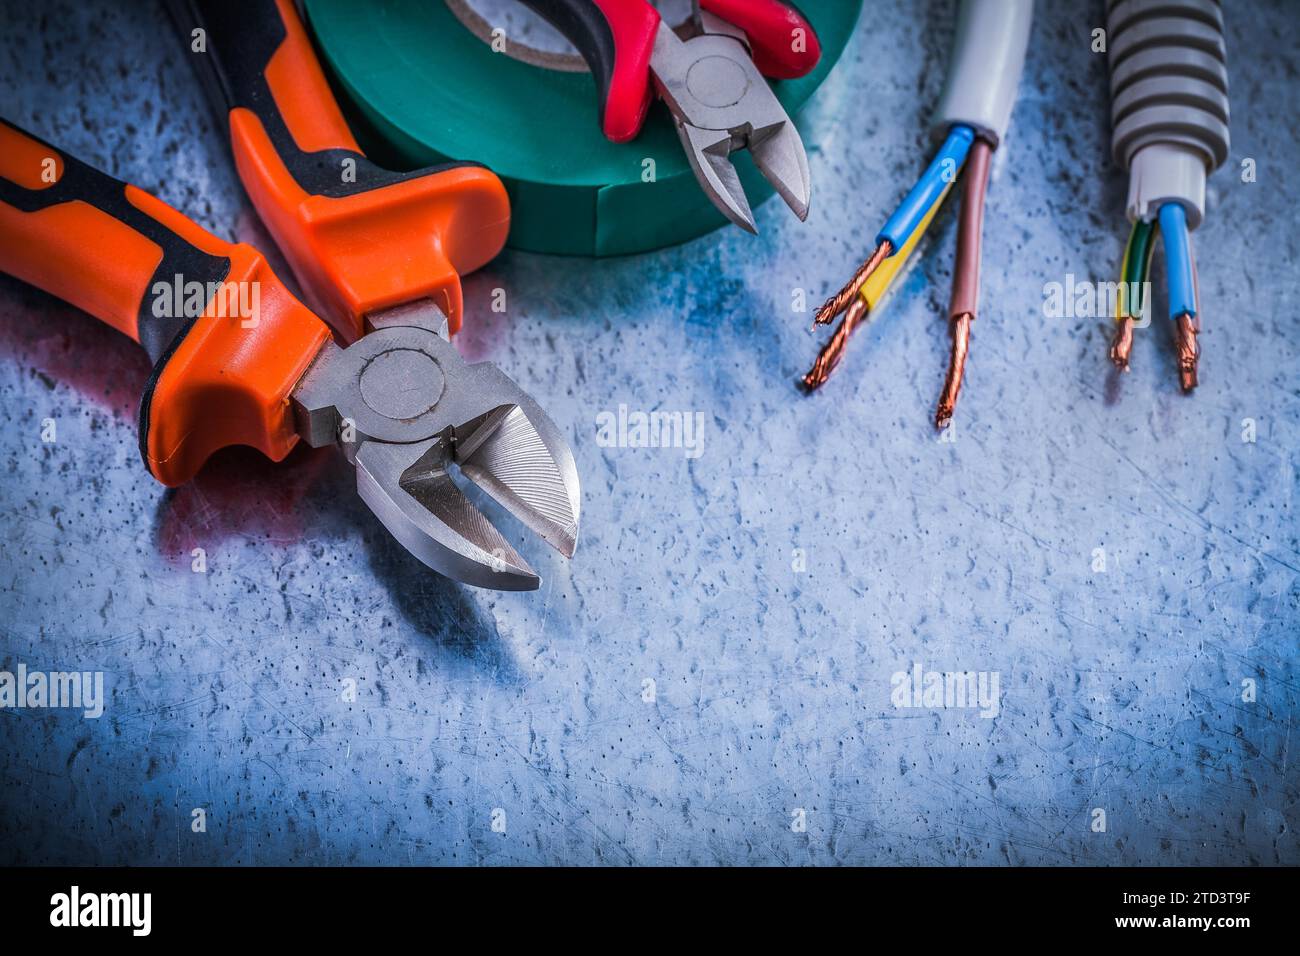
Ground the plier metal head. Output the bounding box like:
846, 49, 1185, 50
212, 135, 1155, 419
650, 10, 812, 233
292, 301, 581, 591
519, 0, 818, 233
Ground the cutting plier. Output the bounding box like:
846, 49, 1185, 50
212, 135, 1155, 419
520, 0, 821, 233
0, 0, 580, 591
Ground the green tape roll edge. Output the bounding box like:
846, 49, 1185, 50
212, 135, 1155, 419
305, 0, 862, 256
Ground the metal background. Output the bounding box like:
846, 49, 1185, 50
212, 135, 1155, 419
0, 0, 1296, 865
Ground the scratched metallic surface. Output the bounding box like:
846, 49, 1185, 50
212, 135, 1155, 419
1, 0, 1296, 866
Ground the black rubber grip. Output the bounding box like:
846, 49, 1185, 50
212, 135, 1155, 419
520, 0, 619, 122
165, 0, 474, 197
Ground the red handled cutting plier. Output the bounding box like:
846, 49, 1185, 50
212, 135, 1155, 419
521, 0, 822, 233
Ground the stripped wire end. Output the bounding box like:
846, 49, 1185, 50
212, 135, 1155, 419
802, 296, 869, 391
1158, 203, 1199, 392
1175, 313, 1199, 391
936, 312, 973, 429
936, 135, 992, 429
811, 241, 891, 328
1109, 315, 1135, 372
1112, 217, 1155, 375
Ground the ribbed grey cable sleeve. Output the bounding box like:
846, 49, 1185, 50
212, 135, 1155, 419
1106, 0, 1230, 228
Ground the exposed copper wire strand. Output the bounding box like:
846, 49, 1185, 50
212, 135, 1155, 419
936, 313, 972, 428
1176, 313, 1199, 391
811, 241, 891, 328
802, 295, 869, 390
935, 137, 992, 427
1110, 316, 1135, 371
1180, 233, 1201, 391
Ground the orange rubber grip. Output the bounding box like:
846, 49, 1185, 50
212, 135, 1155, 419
169, 0, 511, 341
0, 119, 330, 487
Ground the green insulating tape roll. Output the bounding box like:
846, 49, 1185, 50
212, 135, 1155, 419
305, 0, 861, 256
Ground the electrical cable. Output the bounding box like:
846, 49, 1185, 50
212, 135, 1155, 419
948, 139, 991, 319
1126, 219, 1157, 298
802, 183, 950, 390
811, 125, 974, 330
860, 192, 949, 310
801, 0, 1032, 424
1110, 216, 1156, 370
1105, 0, 1227, 391
1160, 201, 1200, 390
936, 136, 992, 427
811, 241, 893, 330
1158, 201, 1197, 319
878, 125, 975, 254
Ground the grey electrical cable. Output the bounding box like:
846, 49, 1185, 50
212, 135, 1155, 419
1106, 0, 1230, 228
932, 0, 1034, 147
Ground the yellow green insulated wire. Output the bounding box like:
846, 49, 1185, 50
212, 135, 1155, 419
1117, 218, 1157, 322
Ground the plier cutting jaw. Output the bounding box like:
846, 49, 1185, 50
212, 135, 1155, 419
294, 302, 580, 591
521, 0, 821, 234
652, 10, 813, 233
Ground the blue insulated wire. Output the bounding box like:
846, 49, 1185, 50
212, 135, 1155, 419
876, 124, 976, 253
1158, 202, 1197, 319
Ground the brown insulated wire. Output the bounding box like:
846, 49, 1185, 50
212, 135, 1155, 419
936, 137, 993, 428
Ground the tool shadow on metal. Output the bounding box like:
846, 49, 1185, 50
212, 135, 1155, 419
340, 475, 527, 684
0, 280, 151, 422
0, 280, 331, 566
151, 443, 338, 566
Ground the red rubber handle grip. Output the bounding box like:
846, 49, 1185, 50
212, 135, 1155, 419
521, 0, 820, 142
520, 0, 660, 143
702, 0, 822, 79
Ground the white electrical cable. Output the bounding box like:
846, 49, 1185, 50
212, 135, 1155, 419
931, 0, 1035, 147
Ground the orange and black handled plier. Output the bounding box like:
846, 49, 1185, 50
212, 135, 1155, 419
165, 0, 510, 342
0, 119, 579, 591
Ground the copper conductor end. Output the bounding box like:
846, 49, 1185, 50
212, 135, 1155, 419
802, 295, 869, 391
1175, 313, 1199, 391
938, 137, 990, 426
1110, 315, 1135, 371
935, 312, 972, 428
811, 241, 891, 328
